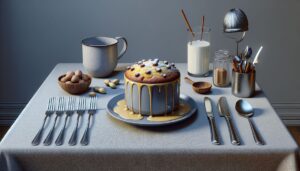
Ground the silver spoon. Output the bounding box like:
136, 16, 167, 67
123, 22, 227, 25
233, 55, 242, 63
235, 100, 264, 145
243, 46, 252, 60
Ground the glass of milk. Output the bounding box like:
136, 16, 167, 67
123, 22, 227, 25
187, 27, 211, 77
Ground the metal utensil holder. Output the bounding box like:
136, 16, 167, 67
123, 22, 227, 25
232, 70, 255, 98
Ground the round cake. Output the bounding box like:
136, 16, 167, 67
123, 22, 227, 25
124, 59, 180, 116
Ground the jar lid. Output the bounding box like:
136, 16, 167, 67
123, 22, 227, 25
215, 50, 230, 60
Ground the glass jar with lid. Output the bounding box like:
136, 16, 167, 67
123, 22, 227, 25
213, 50, 232, 87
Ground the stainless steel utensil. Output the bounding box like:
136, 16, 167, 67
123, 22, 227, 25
204, 97, 220, 145
44, 97, 65, 146
32, 97, 56, 146
69, 97, 86, 146
233, 55, 242, 63
55, 97, 76, 146
217, 97, 240, 145
242, 60, 247, 73
80, 97, 97, 146
253, 46, 263, 66
235, 100, 264, 145
243, 46, 252, 60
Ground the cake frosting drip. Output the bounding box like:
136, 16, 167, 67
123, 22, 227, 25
125, 59, 180, 83
124, 59, 181, 116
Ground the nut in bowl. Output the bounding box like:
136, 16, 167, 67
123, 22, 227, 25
58, 70, 92, 94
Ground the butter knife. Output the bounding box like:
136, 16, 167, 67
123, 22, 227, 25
217, 97, 240, 145
204, 97, 220, 145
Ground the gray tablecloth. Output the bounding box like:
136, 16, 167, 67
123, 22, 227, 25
0, 63, 298, 171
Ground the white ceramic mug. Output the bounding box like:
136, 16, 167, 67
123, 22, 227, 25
82, 36, 128, 77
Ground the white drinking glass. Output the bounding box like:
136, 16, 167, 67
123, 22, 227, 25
187, 27, 211, 77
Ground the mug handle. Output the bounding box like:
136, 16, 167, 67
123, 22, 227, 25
115, 37, 128, 60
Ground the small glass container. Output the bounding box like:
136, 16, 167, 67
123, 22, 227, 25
213, 50, 232, 87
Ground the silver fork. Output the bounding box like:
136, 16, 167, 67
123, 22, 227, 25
32, 97, 56, 146
55, 97, 76, 146
43, 97, 65, 146
80, 97, 97, 146
69, 97, 86, 146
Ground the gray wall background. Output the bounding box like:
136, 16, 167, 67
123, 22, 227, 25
0, 0, 300, 120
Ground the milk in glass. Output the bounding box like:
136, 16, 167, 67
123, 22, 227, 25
187, 40, 210, 76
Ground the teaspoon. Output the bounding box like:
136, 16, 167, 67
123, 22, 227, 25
235, 99, 264, 145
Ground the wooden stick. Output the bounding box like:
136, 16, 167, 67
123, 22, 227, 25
200, 16, 205, 40
181, 9, 195, 38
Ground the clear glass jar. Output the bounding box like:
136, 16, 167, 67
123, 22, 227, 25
213, 50, 231, 87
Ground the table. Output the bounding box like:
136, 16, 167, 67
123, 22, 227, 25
0, 63, 298, 171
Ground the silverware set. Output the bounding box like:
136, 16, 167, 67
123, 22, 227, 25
232, 46, 263, 73
204, 96, 264, 145
32, 96, 97, 146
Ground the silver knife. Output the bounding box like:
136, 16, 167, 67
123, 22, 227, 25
204, 97, 220, 145
217, 97, 240, 145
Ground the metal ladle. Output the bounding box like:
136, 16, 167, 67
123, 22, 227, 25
235, 99, 264, 145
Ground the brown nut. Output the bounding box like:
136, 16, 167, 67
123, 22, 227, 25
94, 87, 106, 94
104, 79, 110, 86
108, 82, 116, 89
71, 75, 80, 83
66, 71, 75, 76
82, 74, 90, 81
61, 74, 72, 82
65, 81, 73, 85
89, 92, 97, 97
111, 79, 120, 85
75, 70, 82, 79
75, 70, 82, 75
78, 79, 86, 84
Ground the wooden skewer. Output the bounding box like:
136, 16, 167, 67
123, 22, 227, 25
200, 16, 205, 40
181, 9, 195, 38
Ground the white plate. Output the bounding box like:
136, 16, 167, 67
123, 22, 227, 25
106, 93, 197, 126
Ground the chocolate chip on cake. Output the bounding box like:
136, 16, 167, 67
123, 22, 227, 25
145, 70, 152, 75
124, 59, 180, 84
152, 62, 158, 66
155, 67, 162, 72
130, 67, 135, 71
171, 63, 175, 67
126, 66, 131, 70
152, 59, 159, 66
135, 73, 140, 77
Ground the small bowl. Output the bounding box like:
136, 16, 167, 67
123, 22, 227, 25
192, 82, 212, 94
58, 74, 92, 94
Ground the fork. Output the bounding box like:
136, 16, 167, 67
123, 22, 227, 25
55, 97, 76, 146
43, 97, 65, 146
32, 97, 56, 146
80, 97, 97, 146
69, 97, 86, 146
